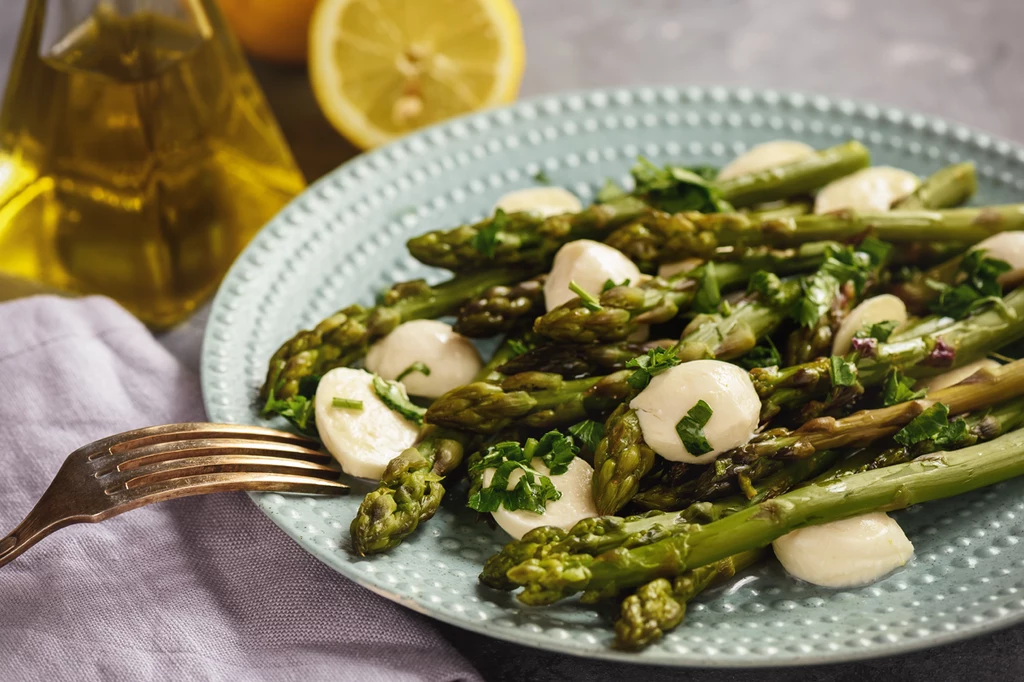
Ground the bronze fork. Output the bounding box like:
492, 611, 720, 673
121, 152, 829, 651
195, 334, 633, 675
0, 422, 348, 568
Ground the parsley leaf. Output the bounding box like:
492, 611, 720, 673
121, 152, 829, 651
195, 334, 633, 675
855, 319, 900, 343
467, 431, 579, 514
331, 397, 364, 410
928, 249, 1013, 319
675, 400, 714, 456
507, 339, 530, 357
828, 355, 858, 387
626, 346, 682, 389
533, 170, 552, 185
793, 271, 839, 328
471, 208, 508, 258
630, 157, 731, 213
738, 337, 782, 370
596, 179, 628, 203
262, 391, 317, 434
396, 361, 431, 382
881, 368, 927, 406
372, 375, 426, 425
893, 402, 969, 448
602, 277, 631, 292
692, 261, 722, 314
569, 280, 603, 311
569, 419, 605, 452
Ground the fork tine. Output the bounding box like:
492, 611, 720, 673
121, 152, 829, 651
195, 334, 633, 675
106, 472, 350, 515
102, 454, 341, 495
93, 438, 330, 474
84, 423, 317, 461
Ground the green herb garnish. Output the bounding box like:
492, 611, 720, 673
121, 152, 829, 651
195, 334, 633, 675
602, 278, 631, 292
397, 361, 431, 382
262, 391, 316, 434
738, 337, 782, 370
928, 249, 1013, 319
471, 208, 508, 258
372, 375, 426, 425
675, 400, 714, 456
467, 431, 579, 514
692, 262, 721, 314
331, 397, 364, 410
855, 319, 900, 343
569, 280, 603, 311
893, 403, 969, 448
828, 355, 858, 387
533, 170, 552, 185
596, 179, 628, 203
569, 419, 605, 452
881, 368, 926, 407
626, 346, 682, 389
631, 157, 730, 213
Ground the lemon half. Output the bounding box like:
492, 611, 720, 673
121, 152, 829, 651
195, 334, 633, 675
309, 0, 525, 149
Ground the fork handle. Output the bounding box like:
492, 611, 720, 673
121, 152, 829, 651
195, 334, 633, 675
0, 498, 76, 568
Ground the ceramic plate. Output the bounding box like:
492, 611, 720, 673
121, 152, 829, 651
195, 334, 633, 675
201, 86, 1024, 666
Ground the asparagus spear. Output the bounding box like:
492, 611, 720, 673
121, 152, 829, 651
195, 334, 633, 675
534, 243, 830, 344
507, 425, 1024, 605
893, 162, 977, 210
605, 204, 1024, 266
453, 275, 546, 338
496, 339, 672, 378
349, 336, 523, 555
614, 550, 766, 651
408, 143, 870, 273
641, 360, 1024, 511
261, 267, 535, 400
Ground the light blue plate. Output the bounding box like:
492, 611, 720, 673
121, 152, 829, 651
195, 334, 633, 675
201, 86, 1024, 666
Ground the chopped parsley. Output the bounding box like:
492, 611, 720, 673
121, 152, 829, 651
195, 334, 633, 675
928, 249, 1013, 319
533, 170, 552, 185
262, 391, 316, 434
793, 271, 839, 328
507, 338, 531, 357
569, 280, 603, 311
397, 361, 431, 382
893, 403, 969, 448
331, 397, 364, 410
881, 368, 926, 407
855, 319, 900, 343
467, 431, 579, 514
470, 208, 508, 258
630, 157, 731, 213
626, 346, 682, 389
602, 277, 631, 292
828, 355, 858, 387
692, 262, 722, 314
569, 419, 605, 452
372, 375, 426, 425
675, 400, 714, 456
738, 337, 782, 370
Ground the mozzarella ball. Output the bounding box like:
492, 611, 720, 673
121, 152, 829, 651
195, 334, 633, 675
494, 187, 582, 218
831, 294, 908, 355
544, 239, 642, 311
314, 368, 420, 480
365, 320, 482, 399
969, 232, 1024, 287
716, 140, 815, 181
772, 512, 914, 588
657, 257, 704, 280
630, 360, 761, 464
484, 457, 598, 540
916, 358, 1001, 393
814, 167, 920, 214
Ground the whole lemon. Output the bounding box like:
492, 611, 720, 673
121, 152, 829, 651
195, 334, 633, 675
217, 0, 318, 64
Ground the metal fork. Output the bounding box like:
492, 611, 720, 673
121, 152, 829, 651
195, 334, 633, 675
0, 422, 348, 568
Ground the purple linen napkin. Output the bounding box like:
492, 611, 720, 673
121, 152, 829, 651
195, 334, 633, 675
0, 295, 482, 682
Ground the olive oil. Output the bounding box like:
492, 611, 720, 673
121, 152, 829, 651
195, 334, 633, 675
0, 2, 305, 327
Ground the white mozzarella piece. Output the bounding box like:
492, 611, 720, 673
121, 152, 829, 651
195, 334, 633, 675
969, 232, 1024, 287
494, 187, 583, 218
916, 358, 1001, 393
814, 167, 920, 214
716, 140, 815, 181
772, 512, 914, 588
484, 457, 598, 540
543, 239, 642, 311
630, 360, 761, 464
364, 319, 482, 399
657, 257, 704, 280
314, 368, 420, 480
831, 294, 908, 356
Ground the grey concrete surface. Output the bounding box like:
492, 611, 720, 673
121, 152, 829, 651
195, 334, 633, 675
3, 1, 1024, 679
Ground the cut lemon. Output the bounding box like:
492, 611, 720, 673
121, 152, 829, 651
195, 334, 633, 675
309, 0, 525, 149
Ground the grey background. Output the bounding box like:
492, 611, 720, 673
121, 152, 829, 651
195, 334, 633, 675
4, 0, 1024, 679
